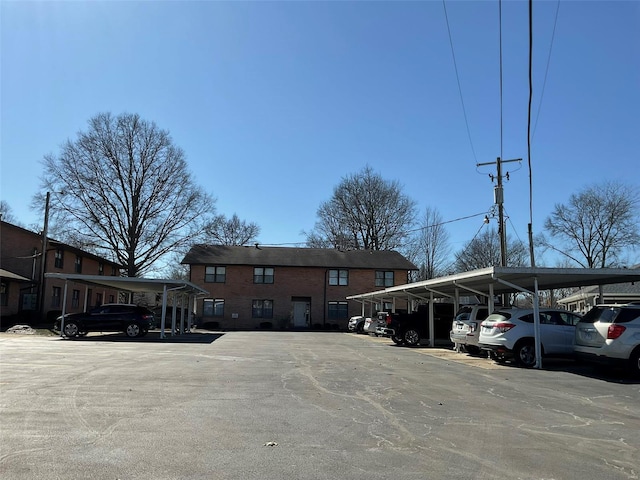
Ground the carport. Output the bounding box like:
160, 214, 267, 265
347, 266, 640, 368
45, 273, 209, 339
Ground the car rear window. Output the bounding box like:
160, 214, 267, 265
485, 312, 511, 322
580, 306, 640, 324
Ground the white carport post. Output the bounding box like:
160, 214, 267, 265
59, 280, 69, 337
188, 294, 195, 331
179, 293, 186, 334
160, 284, 168, 339
428, 291, 434, 348
171, 293, 178, 336
532, 276, 542, 369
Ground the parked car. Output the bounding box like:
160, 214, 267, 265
378, 304, 456, 346
347, 315, 366, 333
449, 305, 491, 354
574, 303, 640, 376
54, 303, 155, 338
478, 308, 583, 367
363, 315, 385, 335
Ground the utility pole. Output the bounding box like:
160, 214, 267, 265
38, 191, 51, 322
477, 157, 521, 268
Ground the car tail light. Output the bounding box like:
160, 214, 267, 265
386, 314, 392, 325
493, 322, 515, 333
607, 324, 626, 340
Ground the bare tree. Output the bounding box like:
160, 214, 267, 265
543, 181, 640, 268
205, 213, 260, 246
37, 112, 215, 277
454, 227, 528, 272
407, 206, 452, 280
305, 166, 416, 251
0, 200, 18, 224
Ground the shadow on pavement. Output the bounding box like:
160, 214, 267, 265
57, 330, 225, 344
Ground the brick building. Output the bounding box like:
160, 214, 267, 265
0, 220, 121, 325
182, 244, 417, 329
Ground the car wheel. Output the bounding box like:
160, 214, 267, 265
391, 335, 404, 345
63, 321, 80, 338
629, 349, 640, 378
403, 329, 420, 346
514, 341, 537, 368
125, 323, 141, 338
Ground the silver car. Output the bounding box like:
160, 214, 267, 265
574, 303, 640, 377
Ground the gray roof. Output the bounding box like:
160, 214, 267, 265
181, 245, 418, 270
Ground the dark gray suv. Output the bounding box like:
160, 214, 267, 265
54, 304, 155, 338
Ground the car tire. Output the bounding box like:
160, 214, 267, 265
629, 348, 640, 378
391, 335, 404, 345
514, 340, 537, 368
125, 323, 142, 338
403, 329, 420, 346
63, 321, 80, 338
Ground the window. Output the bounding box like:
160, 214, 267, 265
329, 269, 348, 286
111, 266, 117, 276
95, 293, 103, 307
54, 249, 64, 268
375, 271, 394, 287
98, 263, 104, 275
74, 255, 82, 273
203, 298, 224, 317
51, 286, 61, 308
205, 266, 226, 283
108, 295, 115, 303
72, 289, 80, 308
254, 267, 274, 284
252, 299, 273, 318
328, 301, 349, 320
0, 281, 7, 306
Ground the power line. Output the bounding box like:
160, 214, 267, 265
442, 0, 478, 164
498, 0, 504, 162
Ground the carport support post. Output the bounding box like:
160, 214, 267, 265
59, 280, 69, 337
160, 285, 168, 339
171, 294, 178, 336
533, 277, 542, 369
428, 292, 435, 348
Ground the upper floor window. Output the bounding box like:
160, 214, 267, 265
111, 266, 117, 276
329, 269, 348, 286
254, 267, 274, 284
98, 263, 104, 275
74, 255, 82, 273
375, 270, 394, 287
54, 249, 64, 268
252, 299, 273, 318
205, 266, 226, 283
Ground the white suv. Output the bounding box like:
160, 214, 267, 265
478, 308, 583, 367
574, 303, 640, 377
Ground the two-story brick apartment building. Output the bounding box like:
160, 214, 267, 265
0, 220, 121, 326
182, 244, 418, 329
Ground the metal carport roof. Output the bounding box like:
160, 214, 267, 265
347, 266, 640, 368
45, 273, 209, 339
347, 267, 640, 303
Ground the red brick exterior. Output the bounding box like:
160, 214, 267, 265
189, 263, 411, 329
1, 221, 120, 325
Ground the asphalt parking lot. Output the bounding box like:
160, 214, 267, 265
1, 331, 639, 480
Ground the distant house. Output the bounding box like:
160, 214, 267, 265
557, 280, 640, 314
182, 244, 418, 329
0, 220, 121, 325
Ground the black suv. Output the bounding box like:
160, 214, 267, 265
379, 303, 455, 346
54, 304, 155, 338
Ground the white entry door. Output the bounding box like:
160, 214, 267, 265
292, 301, 310, 328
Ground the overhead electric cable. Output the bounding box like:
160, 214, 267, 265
499, 0, 504, 161
442, 0, 478, 163
527, 0, 535, 266
532, 0, 560, 141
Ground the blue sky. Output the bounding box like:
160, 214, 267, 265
1, 1, 638, 265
